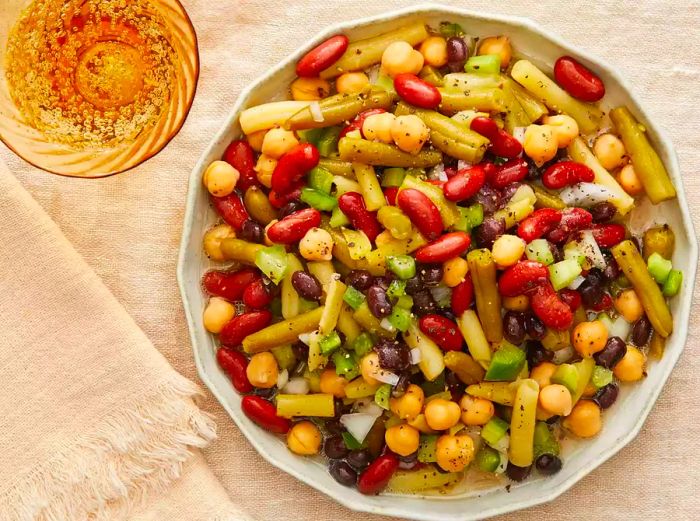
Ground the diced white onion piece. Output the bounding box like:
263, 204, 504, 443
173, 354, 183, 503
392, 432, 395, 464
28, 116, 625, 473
512, 126, 527, 145
380, 318, 396, 332
282, 376, 309, 395
430, 285, 452, 307
340, 413, 378, 443
568, 275, 586, 290
276, 369, 289, 390
367, 64, 381, 84
627, 196, 670, 237
610, 316, 632, 340
297, 333, 312, 345
491, 433, 510, 453
552, 345, 575, 364
576, 230, 607, 270
559, 183, 614, 208
310, 101, 324, 123
410, 347, 422, 365
457, 159, 472, 170
495, 450, 509, 474
428, 163, 446, 181
356, 401, 384, 417
374, 369, 401, 386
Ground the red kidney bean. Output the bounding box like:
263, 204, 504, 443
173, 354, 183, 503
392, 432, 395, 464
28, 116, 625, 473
291, 271, 323, 302
271, 143, 320, 195
498, 260, 550, 297
202, 268, 260, 301
267, 208, 322, 244
339, 108, 387, 139
470, 117, 523, 159
489, 158, 529, 190
269, 184, 303, 209
415, 232, 471, 263
443, 165, 486, 202
591, 293, 613, 312
216, 348, 252, 393
541, 161, 595, 189
446, 36, 468, 72
553, 56, 605, 102
546, 207, 593, 243
592, 223, 626, 248
394, 73, 442, 109
241, 395, 291, 434
223, 139, 259, 191
474, 217, 505, 248
451, 275, 474, 316
296, 35, 349, 77
212, 192, 250, 231
559, 288, 582, 311
383, 186, 399, 206
517, 209, 562, 243
242, 279, 273, 309
338, 192, 381, 241
530, 283, 574, 330
219, 310, 272, 347
397, 188, 443, 241
357, 453, 400, 495
419, 314, 462, 351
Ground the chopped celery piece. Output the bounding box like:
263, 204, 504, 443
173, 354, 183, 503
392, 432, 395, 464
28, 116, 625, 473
476, 446, 501, 472
333, 349, 359, 379
439, 21, 464, 38
591, 365, 613, 389
343, 286, 366, 310
342, 431, 366, 450
329, 206, 350, 228
484, 342, 526, 381
526, 238, 555, 266
465, 55, 501, 74
549, 258, 582, 291
387, 255, 416, 279
388, 307, 412, 332
382, 167, 407, 187
417, 434, 439, 463
387, 279, 407, 298
481, 417, 509, 447
663, 269, 683, 297
300, 187, 338, 211
454, 203, 484, 232
297, 128, 324, 147
647, 252, 672, 284
375, 383, 392, 410
564, 243, 586, 266
533, 421, 560, 458
308, 166, 334, 194
255, 245, 288, 284
375, 74, 396, 95
271, 344, 296, 370
551, 364, 578, 394
343, 228, 372, 260
352, 332, 374, 357
396, 294, 414, 309
319, 330, 342, 355
317, 126, 342, 157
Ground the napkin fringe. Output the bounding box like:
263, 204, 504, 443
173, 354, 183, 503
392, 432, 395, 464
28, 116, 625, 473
1, 374, 218, 521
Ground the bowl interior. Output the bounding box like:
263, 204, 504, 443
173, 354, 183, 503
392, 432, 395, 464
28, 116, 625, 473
177, 6, 697, 520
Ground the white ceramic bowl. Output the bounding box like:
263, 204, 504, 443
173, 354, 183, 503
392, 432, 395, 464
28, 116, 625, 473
177, 4, 698, 520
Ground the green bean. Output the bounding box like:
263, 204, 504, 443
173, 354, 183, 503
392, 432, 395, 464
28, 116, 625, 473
430, 130, 485, 163
281, 253, 304, 319
643, 225, 675, 261
354, 163, 386, 211
319, 278, 347, 336
502, 83, 531, 133
442, 72, 502, 92
443, 351, 485, 385
419, 65, 444, 87
466, 381, 516, 406
320, 22, 429, 78
610, 106, 676, 204
649, 331, 666, 359
338, 137, 443, 168
611, 240, 673, 337
319, 158, 355, 178
467, 249, 503, 343
244, 186, 277, 225
506, 77, 548, 122
220, 238, 263, 264
285, 88, 394, 130
395, 102, 489, 150
242, 307, 324, 353
276, 393, 335, 418
388, 468, 462, 493
533, 185, 567, 210
509, 379, 539, 467
438, 88, 507, 113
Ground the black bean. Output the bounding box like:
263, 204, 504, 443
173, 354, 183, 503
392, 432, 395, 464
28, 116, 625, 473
594, 336, 627, 369
324, 435, 350, 459
254, 387, 275, 399
526, 340, 553, 368
346, 449, 371, 470
374, 339, 411, 372
346, 269, 373, 291
602, 257, 620, 280
367, 285, 392, 318
589, 201, 617, 223
291, 341, 309, 364
291, 271, 323, 302
446, 36, 468, 72
328, 460, 357, 487
535, 454, 563, 475
412, 289, 438, 316
278, 200, 307, 219
398, 452, 419, 470
503, 311, 527, 345
392, 372, 410, 398
240, 219, 264, 243
439, 309, 458, 322
594, 383, 619, 409
405, 276, 423, 295
324, 419, 344, 435
419, 264, 443, 286
501, 182, 523, 202
525, 313, 547, 341
373, 275, 393, 292
474, 217, 505, 248
445, 370, 465, 400
506, 463, 532, 482
579, 270, 605, 308
631, 316, 652, 347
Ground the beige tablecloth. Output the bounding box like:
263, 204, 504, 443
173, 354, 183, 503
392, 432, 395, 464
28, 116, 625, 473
2, 0, 699, 518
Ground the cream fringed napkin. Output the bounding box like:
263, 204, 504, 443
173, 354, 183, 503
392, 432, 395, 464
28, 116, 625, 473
0, 161, 246, 521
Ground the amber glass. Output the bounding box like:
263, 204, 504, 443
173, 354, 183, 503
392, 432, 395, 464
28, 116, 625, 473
0, 0, 199, 177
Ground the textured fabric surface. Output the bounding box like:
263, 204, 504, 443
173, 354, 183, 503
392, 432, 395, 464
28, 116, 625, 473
1, 0, 699, 519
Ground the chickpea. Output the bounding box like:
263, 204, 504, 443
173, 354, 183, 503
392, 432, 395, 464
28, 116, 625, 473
613, 345, 645, 382
442, 256, 469, 287
542, 115, 579, 148
572, 320, 608, 357
424, 398, 461, 431
538, 384, 573, 416
435, 434, 475, 472
614, 289, 644, 323
299, 227, 333, 261
419, 36, 448, 67
582, 382, 597, 398
202, 297, 235, 334
263, 220, 277, 246
360, 352, 382, 385
563, 400, 602, 438
390, 384, 424, 421
530, 362, 557, 388
381, 41, 424, 77
246, 352, 279, 389
478, 36, 512, 68
203, 223, 235, 261
336, 72, 370, 94
391, 115, 430, 155
290, 77, 331, 101
203, 160, 239, 197
593, 133, 626, 170
254, 154, 277, 188
459, 395, 494, 426
261, 128, 299, 159
503, 294, 529, 312
618, 164, 644, 195
406, 413, 437, 434
319, 367, 347, 398
287, 420, 322, 455
492, 234, 526, 268
384, 424, 420, 456
247, 129, 267, 152
375, 230, 395, 249
523, 124, 558, 165
362, 112, 396, 144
